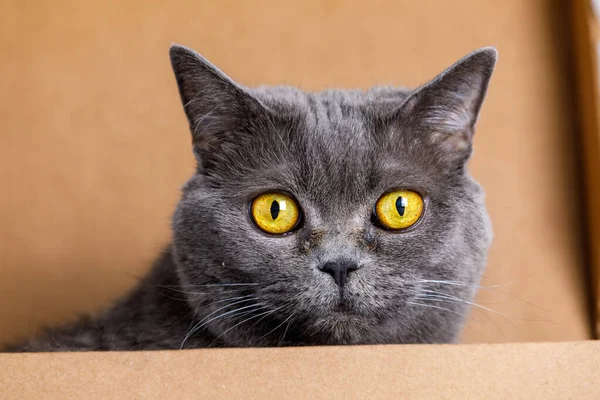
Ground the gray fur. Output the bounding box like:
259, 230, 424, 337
5, 45, 496, 352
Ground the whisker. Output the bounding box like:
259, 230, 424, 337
180, 303, 266, 349
277, 313, 295, 347
183, 97, 199, 110
195, 297, 259, 326
161, 294, 255, 307
157, 292, 189, 302
195, 303, 267, 332
418, 279, 554, 313
264, 112, 289, 152
406, 301, 466, 317
158, 290, 255, 305
416, 293, 559, 325
415, 294, 505, 329
196, 283, 260, 287
417, 279, 517, 289
179, 297, 260, 349
481, 288, 553, 313
246, 304, 290, 335
157, 284, 256, 296
417, 291, 509, 306
211, 295, 256, 305
164, 308, 198, 335
256, 312, 296, 342
416, 286, 563, 339
208, 306, 284, 348
296, 75, 304, 90
418, 290, 519, 320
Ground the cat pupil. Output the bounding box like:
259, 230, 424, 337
270, 200, 280, 220
395, 196, 407, 217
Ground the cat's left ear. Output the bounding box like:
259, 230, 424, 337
399, 47, 497, 161
169, 44, 271, 173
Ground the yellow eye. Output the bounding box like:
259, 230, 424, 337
251, 193, 300, 234
374, 190, 424, 230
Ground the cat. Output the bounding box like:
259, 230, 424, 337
5, 44, 496, 352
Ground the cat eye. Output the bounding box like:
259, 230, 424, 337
251, 193, 301, 235
374, 190, 424, 230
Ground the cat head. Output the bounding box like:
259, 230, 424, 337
169, 45, 496, 346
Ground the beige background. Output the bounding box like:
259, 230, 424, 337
0, 0, 592, 347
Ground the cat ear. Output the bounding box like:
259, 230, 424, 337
399, 47, 497, 161
169, 44, 267, 170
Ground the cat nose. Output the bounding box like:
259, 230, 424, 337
319, 261, 358, 287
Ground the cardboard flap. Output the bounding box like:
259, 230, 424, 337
1, 342, 599, 399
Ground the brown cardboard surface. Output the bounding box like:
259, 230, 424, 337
0, 0, 593, 347
1, 342, 599, 399
571, 0, 600, 338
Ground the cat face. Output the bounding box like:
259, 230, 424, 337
170, 46, 496, 346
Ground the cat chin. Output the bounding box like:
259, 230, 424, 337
301, 313, 377, 345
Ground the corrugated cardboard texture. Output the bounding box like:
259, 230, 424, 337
1, 342, 599, 399
0, 0, 593, 346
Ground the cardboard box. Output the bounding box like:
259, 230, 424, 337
1, 0, 598, 398
572, 0, 600, 338
1, 342, 600, 399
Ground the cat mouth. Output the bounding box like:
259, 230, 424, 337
332, 290, 361, 314
333, 301, 353, 313
309, 311, 374, 345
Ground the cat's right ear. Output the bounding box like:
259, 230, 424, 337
397, 48, 497, 167
169, 44, 267, 170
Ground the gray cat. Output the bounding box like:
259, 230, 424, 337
6, 45, 496, 351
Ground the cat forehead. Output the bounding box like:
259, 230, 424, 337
249, 86, 412, 115
248, 86, 414, 155
235, 86, 441, 199
255, 90, 379, 167
225, 101, 439, 206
